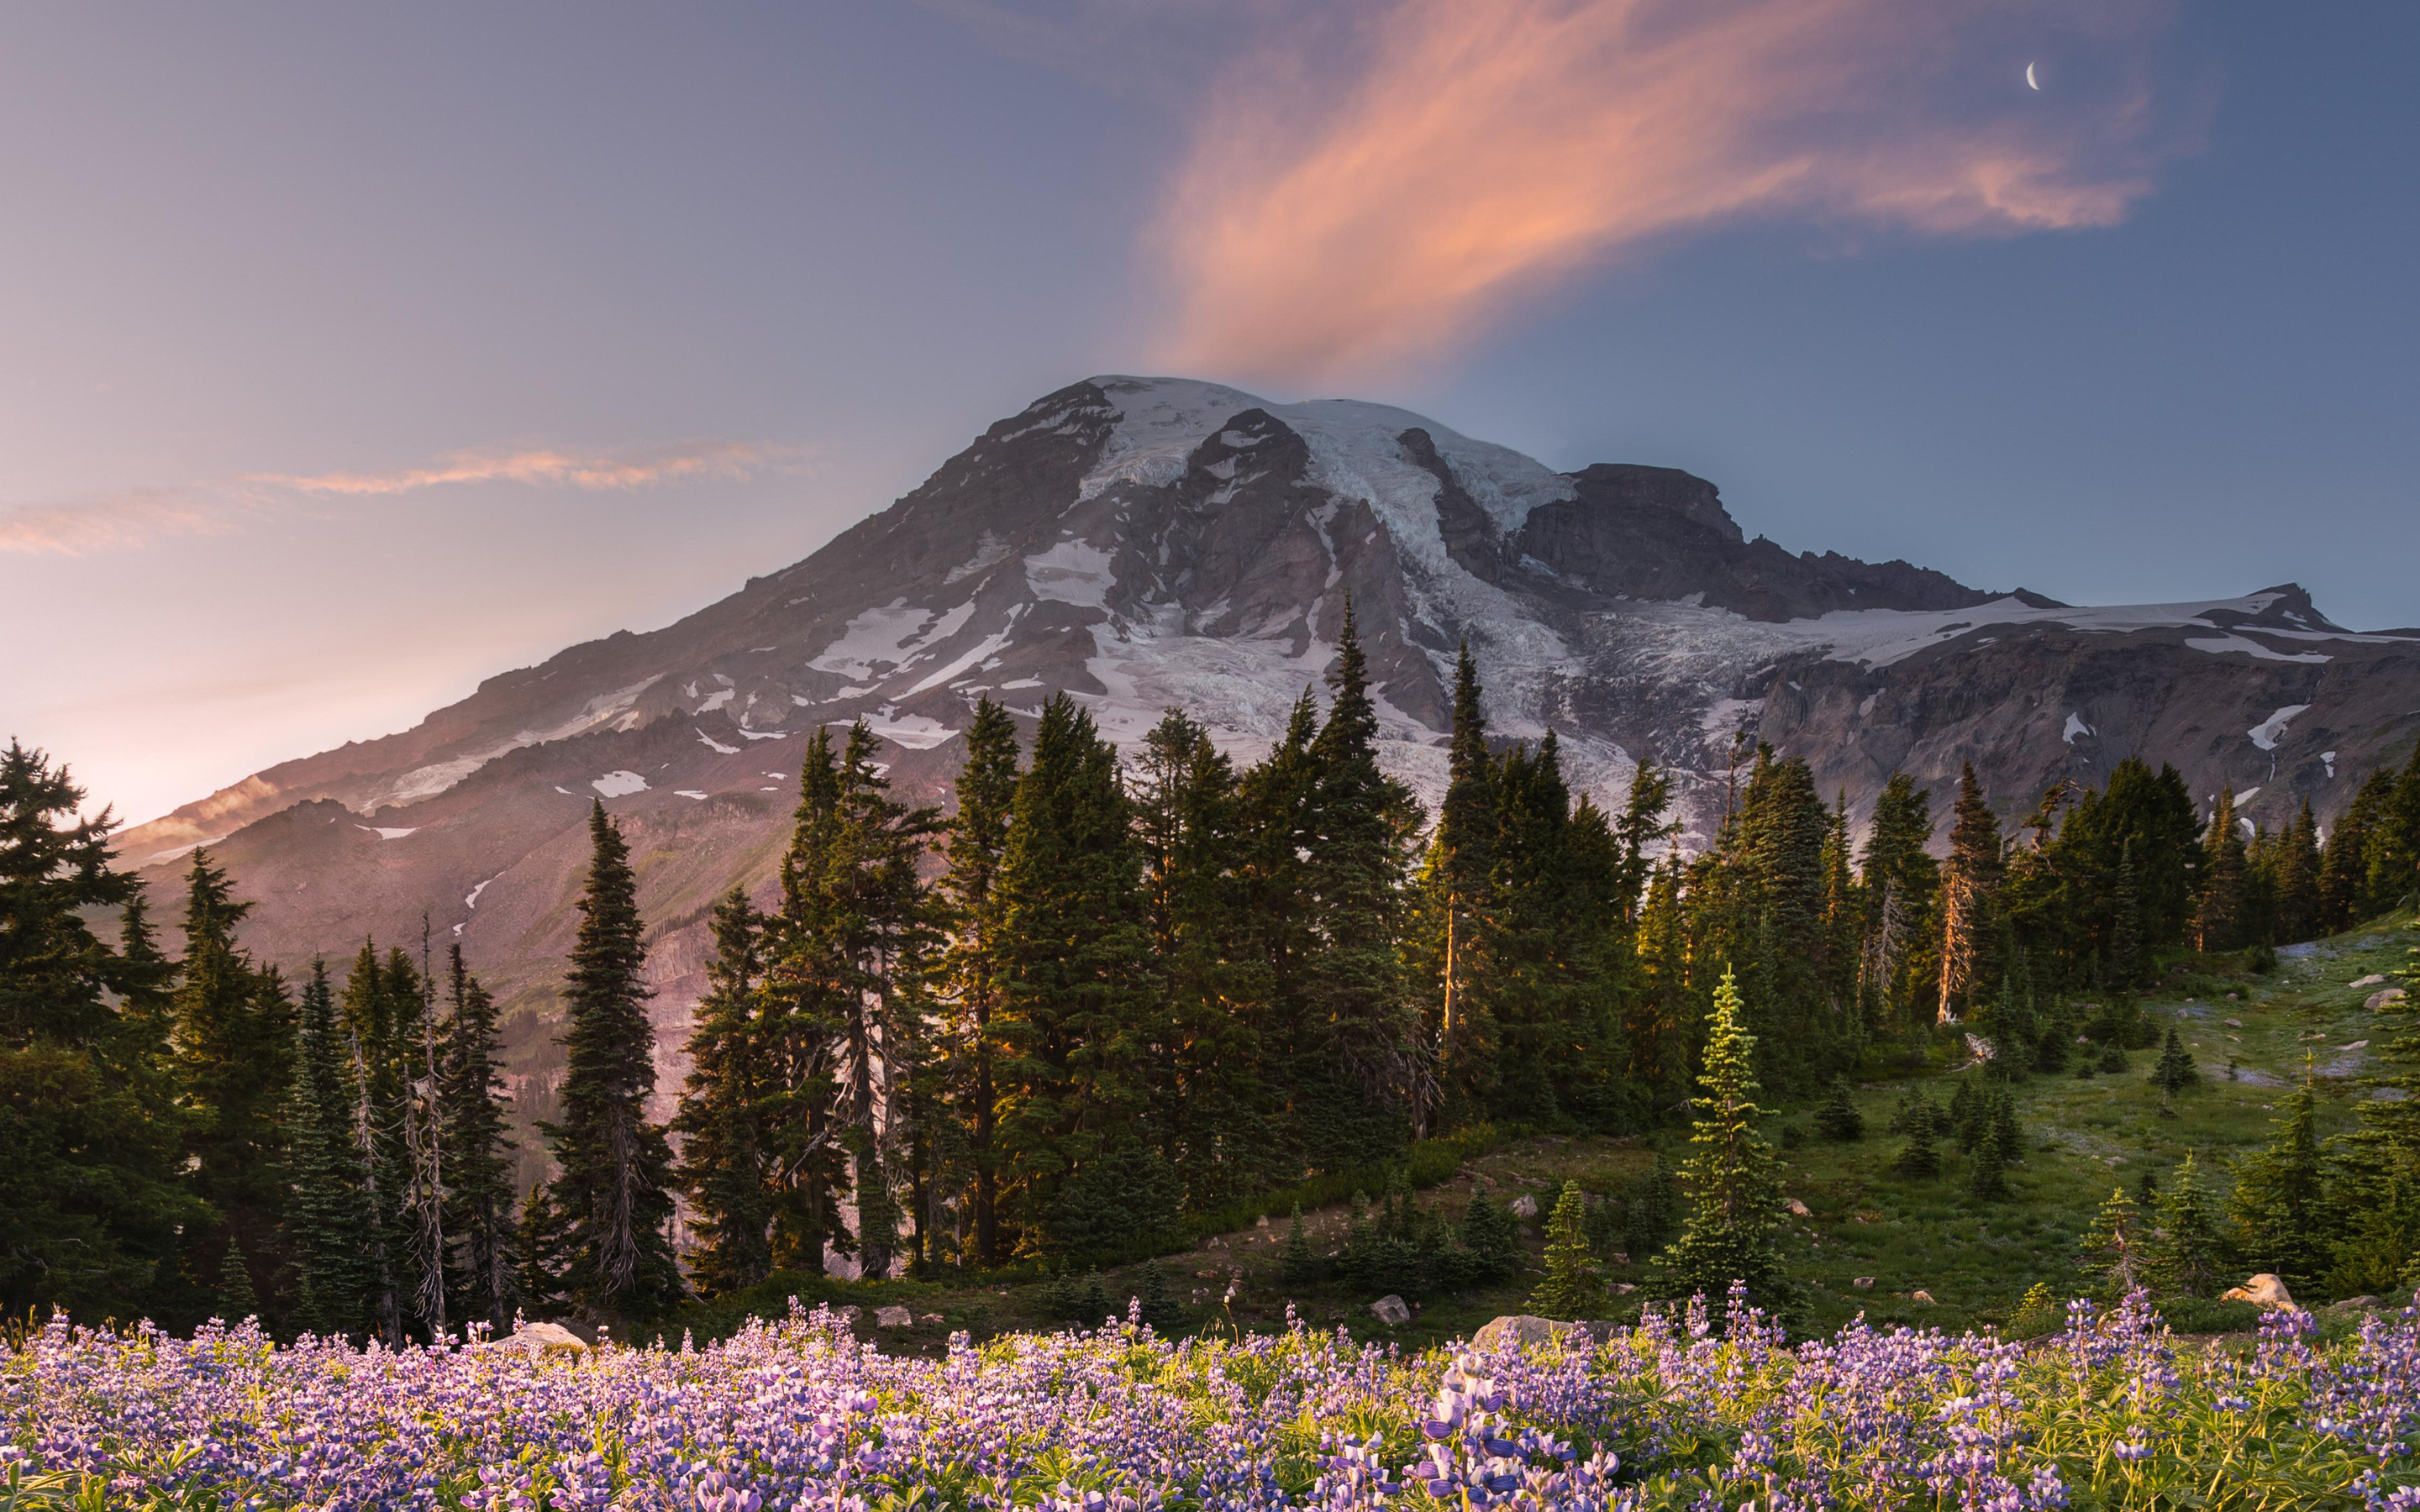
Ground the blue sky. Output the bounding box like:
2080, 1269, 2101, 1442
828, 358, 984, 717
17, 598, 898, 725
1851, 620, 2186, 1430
3, 2, 2414, 825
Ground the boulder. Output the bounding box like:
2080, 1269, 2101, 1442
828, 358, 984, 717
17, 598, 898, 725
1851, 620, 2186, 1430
1470, 1315, 1576, 1352
874, 1305, 913, 1329
480, 1321, 591, 1358
1255, 1215, 1271, 1229
837, 1305, 863, 1325
1612, 1282, 1637, 1294
1910, 1289, 1936, 1305
2368, 988, 2407, 1011
1852, 1277, 1876, 1290
1370, 1294, 1412, 1326
1508, 1194, 1539, 1221
1786, 1198, 1812, 1217
918, 1313, 944, 1326
2221, 1273, 2298, 1311
2325, 1295, 2380, 1315
2224, 1018, 2244, 1027
2351, 974, 2388, 990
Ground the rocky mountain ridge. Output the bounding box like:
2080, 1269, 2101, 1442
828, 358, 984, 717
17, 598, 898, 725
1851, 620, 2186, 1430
110, 375, 2420, 1084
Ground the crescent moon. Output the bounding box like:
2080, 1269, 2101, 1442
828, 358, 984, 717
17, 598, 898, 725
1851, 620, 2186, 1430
2026, 62, 2039, 90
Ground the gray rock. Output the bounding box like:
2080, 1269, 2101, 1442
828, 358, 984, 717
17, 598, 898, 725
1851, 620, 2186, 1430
1852, 1276, 1876, 1290
1786, 1197, 1812, 1217
1470, 1315, 1588, 1352
476, 1320, 591, 1357
1369, 1294, 1412, 1326
2351, 974, 2389, 990
2368, 988, 2407, 1011
874, 1305, 913, 1329
2222, 1273, 2298, 1310
1508, 1193, 1539, 1221
1910, 1289, 1937, 1305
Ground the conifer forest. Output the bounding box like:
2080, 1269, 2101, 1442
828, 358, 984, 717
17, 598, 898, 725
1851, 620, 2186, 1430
7, 618, 2420, 1509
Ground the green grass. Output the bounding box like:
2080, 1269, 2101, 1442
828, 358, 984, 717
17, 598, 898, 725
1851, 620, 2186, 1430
651, 909, 2415, 1354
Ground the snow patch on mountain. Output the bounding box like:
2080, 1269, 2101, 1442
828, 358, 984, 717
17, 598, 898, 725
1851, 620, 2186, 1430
810, 600, 937, 680
592, 771, 648, 798
2064, 712, 2094, 744
2249, 705, 2311, 752
1023, 540, 1116, 608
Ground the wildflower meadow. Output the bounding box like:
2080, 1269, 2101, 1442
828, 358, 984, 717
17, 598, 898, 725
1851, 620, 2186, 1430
5, 1286, 2417, 1512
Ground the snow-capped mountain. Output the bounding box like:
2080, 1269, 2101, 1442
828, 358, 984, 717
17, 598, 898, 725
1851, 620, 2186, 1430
116, 375, 2420, 1066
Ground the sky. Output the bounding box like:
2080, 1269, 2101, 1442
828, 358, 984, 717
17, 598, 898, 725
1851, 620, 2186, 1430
4, 1, 2415, 827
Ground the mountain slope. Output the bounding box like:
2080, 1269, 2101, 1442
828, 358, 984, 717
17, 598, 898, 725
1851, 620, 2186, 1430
113, 375, 2420, 1097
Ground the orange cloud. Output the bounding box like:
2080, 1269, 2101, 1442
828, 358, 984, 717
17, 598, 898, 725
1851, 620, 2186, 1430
1150, 0, 2190, 381
1, 441, 795, 555
256, 440, 778, 497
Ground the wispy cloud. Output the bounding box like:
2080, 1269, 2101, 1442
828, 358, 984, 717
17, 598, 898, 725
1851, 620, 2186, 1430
1150, 0, 2195, 381
1, 440, 796, 556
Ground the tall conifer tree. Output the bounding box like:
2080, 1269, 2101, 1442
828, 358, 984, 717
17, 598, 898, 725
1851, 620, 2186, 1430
1655, 969, 1791, 1310
287, 960, 374, 1337
544, 801, 683, 1317
939, 698, 1020, 1264
990, 694, 1157, 1255
439, 946, 518, 1333
674, 886, 774, 1294
1936, 764, 2002, 1022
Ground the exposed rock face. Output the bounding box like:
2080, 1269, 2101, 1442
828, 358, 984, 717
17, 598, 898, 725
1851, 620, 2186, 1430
106, 375, 2420, 1122
1369, 1294, 1412, 1326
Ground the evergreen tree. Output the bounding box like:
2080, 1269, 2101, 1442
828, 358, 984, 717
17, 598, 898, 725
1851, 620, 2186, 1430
1301, 601, 1423, 1158
2227, 1060, 2328, 1290
1460, 1189, 1523, 1282
341, 942, 425, 1345
2079, 1188, 2142, 1298
216, 1236, 258, 1320
513, 1181, 569, 1317
2151, 1025, 2200, 1095
990, 696, 1155, 1255
1420, 643, 1497, 1118
439, 946, 518, 1333
1280, 1203, 1323, 1285
937, 698, 1021, 1265
2325, 932, 2420, 1294
1134, 1257, 1184, 1334
777, 722, 941, 1281
543, 801, 683, 1318
2272, 800, 2323, 945
2197, 788, 2249, 952
0, 742, 200, 1323
1812, 1076, 1864, 1142
1655, 969, 1792, 1310
1968, 1124, 2010, 1203
1891, 1120, 1942, 1179
287, 960, 374, 1338
1988, 1088, 2024, 1168
2317, 771, 2391, 932
1528, 1180, 1604, 1319
2107, 842, 2146, 990
674, 887, 774, 1294
1622, 1157, 1678, 1259
2033, 1022, 2070, 1074
1857, 774, 1936, 1032
1937, 764, 2002, 1021
2144, 1150, 2228, 1299
172, 851, 296, 1323
2097, 1042, 2129, 1076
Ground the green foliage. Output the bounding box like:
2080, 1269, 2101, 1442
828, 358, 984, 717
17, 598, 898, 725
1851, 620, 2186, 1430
2144, 1151, 2229, 1299
1528, 1181, 1603, 1320
1132, 1258, 1184, 1334
2151, 1025, 2200, 1095
1279, 1205, 1322, 1286
1812, 1076, 1864, 1142
2079, 1188, 2142, 1298
2007, 1282, 2061, 1338
1891, 1121, 1942, 1179
1655, 970, 1793, 1311
1621, 1156, 1678, 1257
543, 801, 684, 1320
